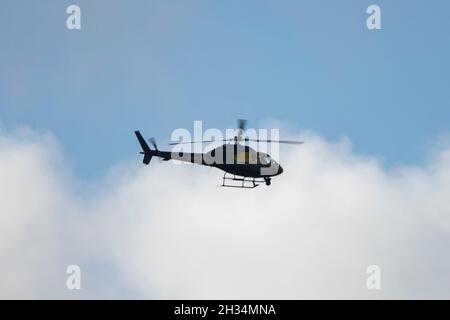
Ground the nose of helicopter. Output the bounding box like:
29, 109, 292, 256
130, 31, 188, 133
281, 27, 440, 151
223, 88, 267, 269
277, 165, 283, 175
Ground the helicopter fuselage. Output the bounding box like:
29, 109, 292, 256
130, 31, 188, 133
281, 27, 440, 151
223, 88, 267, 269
149, 144, 283, 178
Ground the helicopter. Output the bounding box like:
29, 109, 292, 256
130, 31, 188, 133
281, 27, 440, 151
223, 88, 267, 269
134, 120, 304, 188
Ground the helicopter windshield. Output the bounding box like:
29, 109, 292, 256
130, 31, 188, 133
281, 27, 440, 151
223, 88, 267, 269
259, 153, 271, 165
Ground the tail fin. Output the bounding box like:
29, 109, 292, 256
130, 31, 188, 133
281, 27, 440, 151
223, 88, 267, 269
135, 130, 153, 165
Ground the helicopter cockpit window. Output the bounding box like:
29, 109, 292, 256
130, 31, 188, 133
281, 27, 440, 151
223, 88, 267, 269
259, 154, 271, 165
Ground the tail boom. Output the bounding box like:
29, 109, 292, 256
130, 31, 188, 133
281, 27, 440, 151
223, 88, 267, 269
134, 130, 209, 166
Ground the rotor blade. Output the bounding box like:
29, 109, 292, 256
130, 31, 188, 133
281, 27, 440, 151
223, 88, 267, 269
236, 119, 248, 142
168, 139, 231, 145
245, 139, 305, 145
237, 119, 247, 131
148, 137, 158, 150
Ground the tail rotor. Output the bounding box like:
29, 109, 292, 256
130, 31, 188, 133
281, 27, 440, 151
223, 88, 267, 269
148, 137, 158, 151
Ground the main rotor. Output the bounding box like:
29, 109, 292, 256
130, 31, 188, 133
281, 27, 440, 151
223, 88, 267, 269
168, 119, 304, 146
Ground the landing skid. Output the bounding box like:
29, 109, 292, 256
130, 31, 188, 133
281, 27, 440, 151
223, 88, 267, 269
221, 173, 268, 189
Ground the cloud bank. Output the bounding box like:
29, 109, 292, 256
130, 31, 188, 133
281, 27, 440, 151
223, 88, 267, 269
1, 127, 450, 299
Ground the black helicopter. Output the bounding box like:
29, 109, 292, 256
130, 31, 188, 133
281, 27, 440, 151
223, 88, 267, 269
135, 120, 304, 188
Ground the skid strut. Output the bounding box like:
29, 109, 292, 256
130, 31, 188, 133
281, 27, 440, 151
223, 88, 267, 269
221, 173, 266, 188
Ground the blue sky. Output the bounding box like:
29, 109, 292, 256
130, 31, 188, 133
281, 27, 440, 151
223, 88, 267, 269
1, 0, 450, 178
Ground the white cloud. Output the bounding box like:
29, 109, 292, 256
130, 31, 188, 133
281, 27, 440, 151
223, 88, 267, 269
0, 128, 450, 299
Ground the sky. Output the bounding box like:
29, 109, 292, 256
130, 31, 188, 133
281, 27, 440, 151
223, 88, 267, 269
1, 0, 450, 178
1, 0, 450, 299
